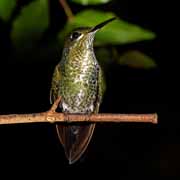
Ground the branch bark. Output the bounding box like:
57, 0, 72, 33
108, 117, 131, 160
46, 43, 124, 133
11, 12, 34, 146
59, 0, 74, 21
0, 97, 157, 125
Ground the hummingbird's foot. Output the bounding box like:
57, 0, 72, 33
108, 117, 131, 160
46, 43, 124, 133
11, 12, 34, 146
50, 96, 61, 112
64, 111, 70, 123
85, 111, 92, 122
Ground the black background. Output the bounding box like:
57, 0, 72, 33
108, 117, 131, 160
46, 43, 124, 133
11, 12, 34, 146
0, 0, 175, 178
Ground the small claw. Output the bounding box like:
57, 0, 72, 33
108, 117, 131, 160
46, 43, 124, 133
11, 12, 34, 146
64, 111, 70, 123
85, 112, 91, 122
50, 96, 61, 112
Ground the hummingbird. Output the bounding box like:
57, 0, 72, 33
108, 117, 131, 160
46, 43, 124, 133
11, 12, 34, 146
50, 17, 116, 164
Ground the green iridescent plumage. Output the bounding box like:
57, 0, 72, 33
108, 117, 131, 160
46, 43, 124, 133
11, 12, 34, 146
50, 18, 115, 164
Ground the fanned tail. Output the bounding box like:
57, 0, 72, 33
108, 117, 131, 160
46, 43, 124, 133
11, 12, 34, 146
56, 124, 95, 164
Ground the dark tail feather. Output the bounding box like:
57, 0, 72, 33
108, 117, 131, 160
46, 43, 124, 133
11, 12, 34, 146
56, 124, 95, 164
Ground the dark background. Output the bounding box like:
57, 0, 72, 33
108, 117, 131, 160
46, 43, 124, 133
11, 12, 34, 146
0, 0, 175, 178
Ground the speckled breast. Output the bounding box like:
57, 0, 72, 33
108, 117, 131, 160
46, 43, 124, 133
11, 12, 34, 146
59, 50, 99, 113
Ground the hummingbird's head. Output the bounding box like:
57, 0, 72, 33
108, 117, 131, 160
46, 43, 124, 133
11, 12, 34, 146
64, 17, 116, 50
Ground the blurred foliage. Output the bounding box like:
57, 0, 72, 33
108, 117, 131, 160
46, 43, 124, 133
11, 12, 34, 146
0, 0, 16, 22
118, 50, 157, 69
59, 10, 155, 46
96, 48, 157, 70
11, 0, 49, 53
71, 0, 111, 5
0, 0, 157, 70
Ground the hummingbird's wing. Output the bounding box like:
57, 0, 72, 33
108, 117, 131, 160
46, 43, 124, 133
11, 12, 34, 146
50, 63, 67, 147
50, 63, 61, 105
50, 65, 105, 164
94, 67, 106, 113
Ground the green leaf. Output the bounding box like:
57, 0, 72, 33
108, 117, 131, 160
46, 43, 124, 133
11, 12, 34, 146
11, 0, 49, 52
0, 0, 16, 22
71, 0, 111, 5
59, 10, 156, 46
118, 50, 157, 69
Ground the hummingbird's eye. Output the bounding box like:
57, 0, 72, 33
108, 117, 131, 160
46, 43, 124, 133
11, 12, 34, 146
70, 32, 81, 40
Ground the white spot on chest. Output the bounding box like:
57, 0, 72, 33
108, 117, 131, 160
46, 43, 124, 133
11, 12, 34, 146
76, 89, 85, 106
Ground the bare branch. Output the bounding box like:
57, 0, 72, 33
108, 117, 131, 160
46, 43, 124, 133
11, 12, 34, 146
0, 112, 157, 125
0, 96, 157, 125
59, 0, 74, 21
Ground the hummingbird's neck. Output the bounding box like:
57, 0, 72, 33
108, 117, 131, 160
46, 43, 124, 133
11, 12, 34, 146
62, 43, 96, 66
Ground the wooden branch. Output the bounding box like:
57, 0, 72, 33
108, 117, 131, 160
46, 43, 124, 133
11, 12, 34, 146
0, 97, 158, 125
59, 0, 74, 21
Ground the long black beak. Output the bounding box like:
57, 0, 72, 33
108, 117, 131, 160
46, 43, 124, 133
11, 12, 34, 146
89, 17, 116, 33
